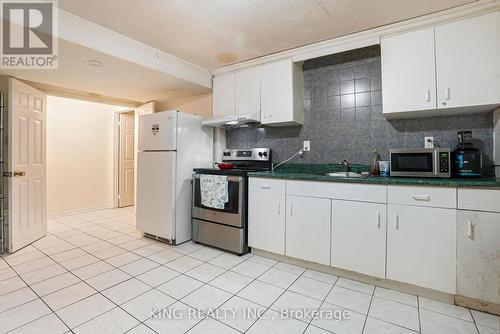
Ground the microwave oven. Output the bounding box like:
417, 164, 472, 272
390, 148, 451, 178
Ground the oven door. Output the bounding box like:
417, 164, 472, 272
192, 174, 245, 228
390, 149, 437, 177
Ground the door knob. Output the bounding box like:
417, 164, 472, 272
13, 171, 25, 177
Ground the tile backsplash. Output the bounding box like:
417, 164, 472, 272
226, 46, 494, 166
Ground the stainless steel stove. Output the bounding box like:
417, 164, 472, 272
192, 148, 271, 254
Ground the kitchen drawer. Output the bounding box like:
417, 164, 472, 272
458, 188, 500, 213
249, 177, 285, 195
286, 180, 386, 203
388, 185, 456, 209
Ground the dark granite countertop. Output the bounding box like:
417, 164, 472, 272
248, 164, 500, 188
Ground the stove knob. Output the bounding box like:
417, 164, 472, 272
258, 152, 263, 157
262, 152, 268, 157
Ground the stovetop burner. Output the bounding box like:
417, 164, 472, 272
194, 148, 272, 175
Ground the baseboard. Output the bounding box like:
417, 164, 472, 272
252, 248, 455, 305
455, 295, 500, 316
48, 205, 114, 219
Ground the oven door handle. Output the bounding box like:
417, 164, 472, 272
193, 174, 243, 183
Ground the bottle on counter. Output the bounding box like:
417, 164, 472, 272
371, 150, 379, 176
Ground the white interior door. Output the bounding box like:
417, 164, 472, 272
8, 78, 47, 252
118, 112, 135, 207
133, 102, 154, 212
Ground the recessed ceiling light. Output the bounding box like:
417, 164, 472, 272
88, 59, 103, 67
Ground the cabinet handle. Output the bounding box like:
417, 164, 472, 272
445, 87, 451, 101
260, 185, 271, 190
377, 212, 381, 229
467, 219, 474, 240
411, 195, 430, 201
426, 89, 431, 103
278, 201, 281, 215
290, 203, 293, 216
394, 212, 399, 230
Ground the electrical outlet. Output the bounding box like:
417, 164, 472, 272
425, 136, 434, 148
303, 140, 311, 152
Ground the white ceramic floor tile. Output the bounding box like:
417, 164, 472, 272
13, 257, 56, 275
147, 249, 182, 264
119, 258, 159, 276
274, 262, 306, 275
208, 253, 247, 269
189, 247, 223, 262
364, 316, 419, 334
304, 324, 334, 333
85, 268, 131, 291
157, 274, 204, 299
165, 256, 203, 273
369, 296, 419, 332
132, 244, 166, 257
209, 270, 253, 294
120, 239, 151, 251
289, 276, 333, 301
247, 309, 308, 334
477, 325, 499, 334
303, 269, 339, 285
126, 324, 157, 334
105, 252, 141, 267
56, 293, 115, 329
374, 287, 418, 307
136, 266, 179, 287
311, 302, 366, 334
42, 282, 96, 310
0, 267, 18, 281
59, 254, 100, 271
51, 248, 87, 262
122, 289, 176, 321
0, 287, 38, 313
5, 250, 46, 266
0, 299, 51, 333
73, 307, 139, 334
248, 255, 278, 267
102, 278, 151, 305
20, 263, 67, 285
325, 285, 372, 314
71, 261, 114, 280
419, 297, 473, 322
258, 268, 300, 289
471, 310, 499, 330
185, 263, 226, 283
182, 284, 232, 311
92, 245, 127, 260
217, 296, 264, 332
231, 260, 271, 278
31, 272, 81, 296
144, 301, 205, 334
188, 317, 240, 334
9, 313, 69, 334
0, 276, 26, 295
81, 241, 115, 253
172, 242, 202, 254
420, 309, 478, 334
271, 290, 323, 322
336, 277, 375, 295
237, 280, 285, 307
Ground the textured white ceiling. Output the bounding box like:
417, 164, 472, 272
58, 0, 475, 69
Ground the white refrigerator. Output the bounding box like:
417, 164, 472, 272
137, 110, 213, 244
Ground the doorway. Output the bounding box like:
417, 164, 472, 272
115, 111, 135, 208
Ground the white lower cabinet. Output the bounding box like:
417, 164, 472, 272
332, 200, 387, 278
457, 210, 500, 304
248, 190, 285, 255
285, 195, 331, 265
387, 204, 456, 293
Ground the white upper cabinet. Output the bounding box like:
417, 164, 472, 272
435, 11, 500, 110
382, 12, 500, 118
213, 72, 235, 117
381, 27, 437, 115
260, 58, 304, 126
235, 66, 261, 116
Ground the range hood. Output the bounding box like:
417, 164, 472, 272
201, 112, 261, 128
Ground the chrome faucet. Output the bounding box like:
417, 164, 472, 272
340, 159, 349, 172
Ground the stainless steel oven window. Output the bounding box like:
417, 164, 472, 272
192, 174, 245, 228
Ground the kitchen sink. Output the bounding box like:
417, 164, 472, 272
322, 172, 365, 178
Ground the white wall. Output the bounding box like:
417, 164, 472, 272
47, 96, 125, 215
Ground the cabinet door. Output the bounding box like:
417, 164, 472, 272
260, 58, 293, 124
381, 27, 437, 115
235, 66, 261, 116
286, 195, 331, 265
332, 201, 387, 278
457, 211, 500, 304
435, 12, 500, 109
387, 204, 456, 293
248, 191, 285, 255
213, 73, 235, 117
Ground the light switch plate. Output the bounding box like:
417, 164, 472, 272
425, 137, 434, 148
303, 140, 311, 152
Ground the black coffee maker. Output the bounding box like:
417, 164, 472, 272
452, 131, 482, 178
